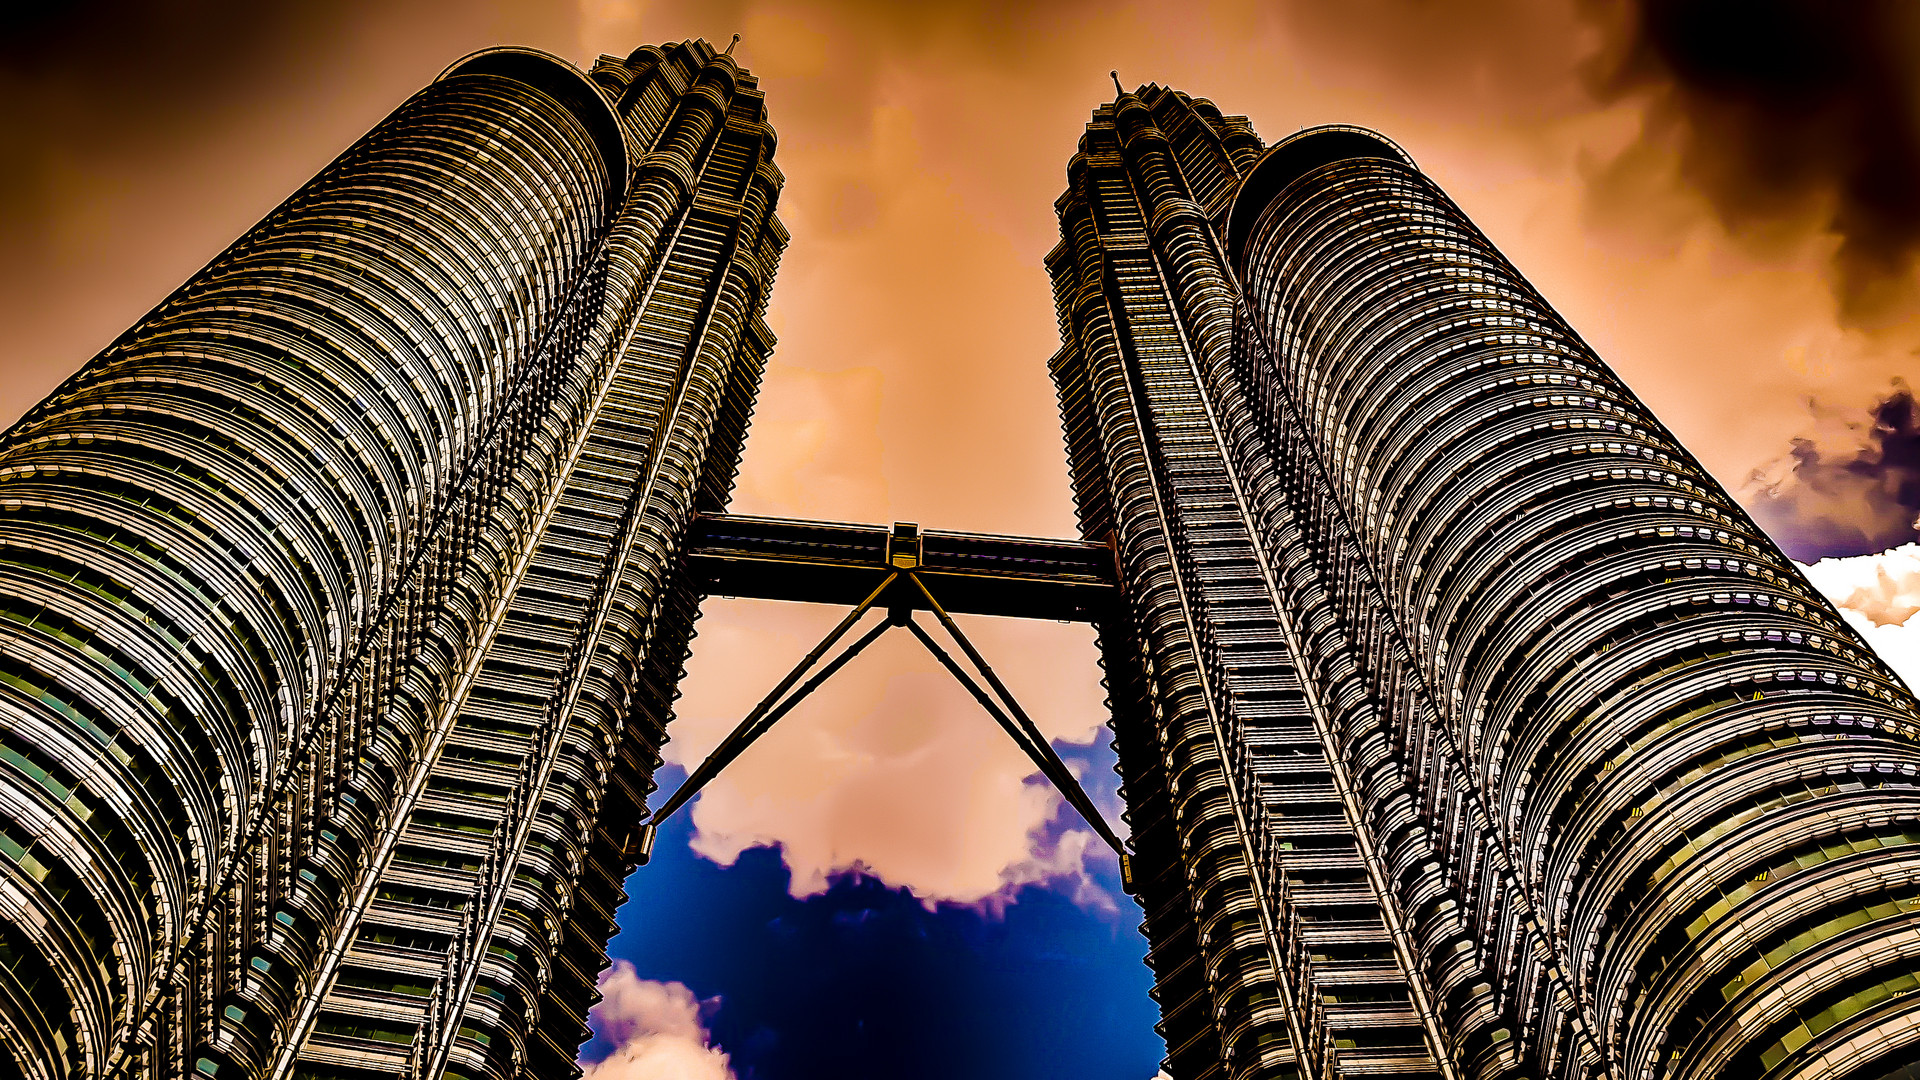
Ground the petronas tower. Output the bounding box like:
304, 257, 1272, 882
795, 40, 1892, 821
1052, 83, 1920, 1080
5, 36, 1920, 1080
0, 41, 782, 1079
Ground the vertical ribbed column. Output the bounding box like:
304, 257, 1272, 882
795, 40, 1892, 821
1227, 313, 1575, 1080
277, 40, 786, 1080
1052, 85, 1402, 1080
0, 48, 627, 1080
1233, 127, 1920, 1080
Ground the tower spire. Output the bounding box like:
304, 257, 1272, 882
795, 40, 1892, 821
1110, 69, 1124, 97
725, 33, 739, 56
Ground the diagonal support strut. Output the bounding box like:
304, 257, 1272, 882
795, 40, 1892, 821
898, 613, 1134, 889
636, 569, 1133, 892
631, 571, 897, 861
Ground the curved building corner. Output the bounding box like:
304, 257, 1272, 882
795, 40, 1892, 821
0, 38, 785, 1080
1050, 86, 1920, 1080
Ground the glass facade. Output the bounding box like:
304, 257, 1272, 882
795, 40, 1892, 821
1050, 86, 1920, 1080
0, 40, 784, 1080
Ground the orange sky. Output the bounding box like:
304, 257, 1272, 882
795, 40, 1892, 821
5, 0, 1915, 903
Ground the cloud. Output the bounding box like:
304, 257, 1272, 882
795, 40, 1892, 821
729, 365, 890, 521
1278, 0, 1601, 126
1583, 0, 1920, 324
581, 963, 735, 1080
979, 825, 1116, 918
1748, 382, 1920, 560
578, 1, 643, 64
668, 599, 1116, 907
1798, 544, 1920, 691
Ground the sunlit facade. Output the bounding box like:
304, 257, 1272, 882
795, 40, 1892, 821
1050, 84, 1920, 1080
0, 40, 783, 1080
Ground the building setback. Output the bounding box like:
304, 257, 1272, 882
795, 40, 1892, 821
1049, 83, 1920, 1080
0, 41, 783, 1079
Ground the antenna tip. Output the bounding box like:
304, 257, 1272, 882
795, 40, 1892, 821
725, 33, 740, 56
1110, 70, 1124, 95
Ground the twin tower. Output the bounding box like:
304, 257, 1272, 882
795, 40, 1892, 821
1, 38, 1916, 1080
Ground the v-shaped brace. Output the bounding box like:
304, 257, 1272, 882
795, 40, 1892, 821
631, 568, 1135, 892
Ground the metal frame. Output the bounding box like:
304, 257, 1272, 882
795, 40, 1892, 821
636, 523, 1134, 890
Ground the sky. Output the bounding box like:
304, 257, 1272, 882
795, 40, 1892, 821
5, 2, 1920, 1078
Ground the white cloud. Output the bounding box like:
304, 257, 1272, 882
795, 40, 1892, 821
1797, 543, 1920, 691
581, 963, 734, 1080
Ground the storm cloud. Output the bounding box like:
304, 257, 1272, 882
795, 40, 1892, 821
1751, 383, 1920, 560
1586, 0, 1920, 324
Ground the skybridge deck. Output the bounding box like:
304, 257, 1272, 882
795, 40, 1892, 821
685, 513, 1119, 622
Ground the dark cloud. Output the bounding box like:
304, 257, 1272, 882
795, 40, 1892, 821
1750, 383, 1920, 561
0, 1, 323, 75
1585, 0, 1920, 323
0, 1, 354, 223
0, 1, 364, 423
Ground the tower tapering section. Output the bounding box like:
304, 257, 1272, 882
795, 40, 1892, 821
1052, 87, 1920, 1080
0, 40, 784, 1080
1051, 84, 1455, 1080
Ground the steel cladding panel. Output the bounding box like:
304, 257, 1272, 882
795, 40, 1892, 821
1236, 140, 1920, 1080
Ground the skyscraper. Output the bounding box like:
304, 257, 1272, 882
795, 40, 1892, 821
7, 32, 1920, 1080
0, 40, 783, 1080
1050, 82, 1920, 1080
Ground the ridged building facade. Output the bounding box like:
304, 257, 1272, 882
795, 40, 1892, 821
0, 40, 784, 1080
1050, 85, 1920, 1080
9, 37, 1920, 1080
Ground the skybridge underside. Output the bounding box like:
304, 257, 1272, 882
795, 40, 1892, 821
643, 513, 1133, 884
684, 513, 1118, 621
